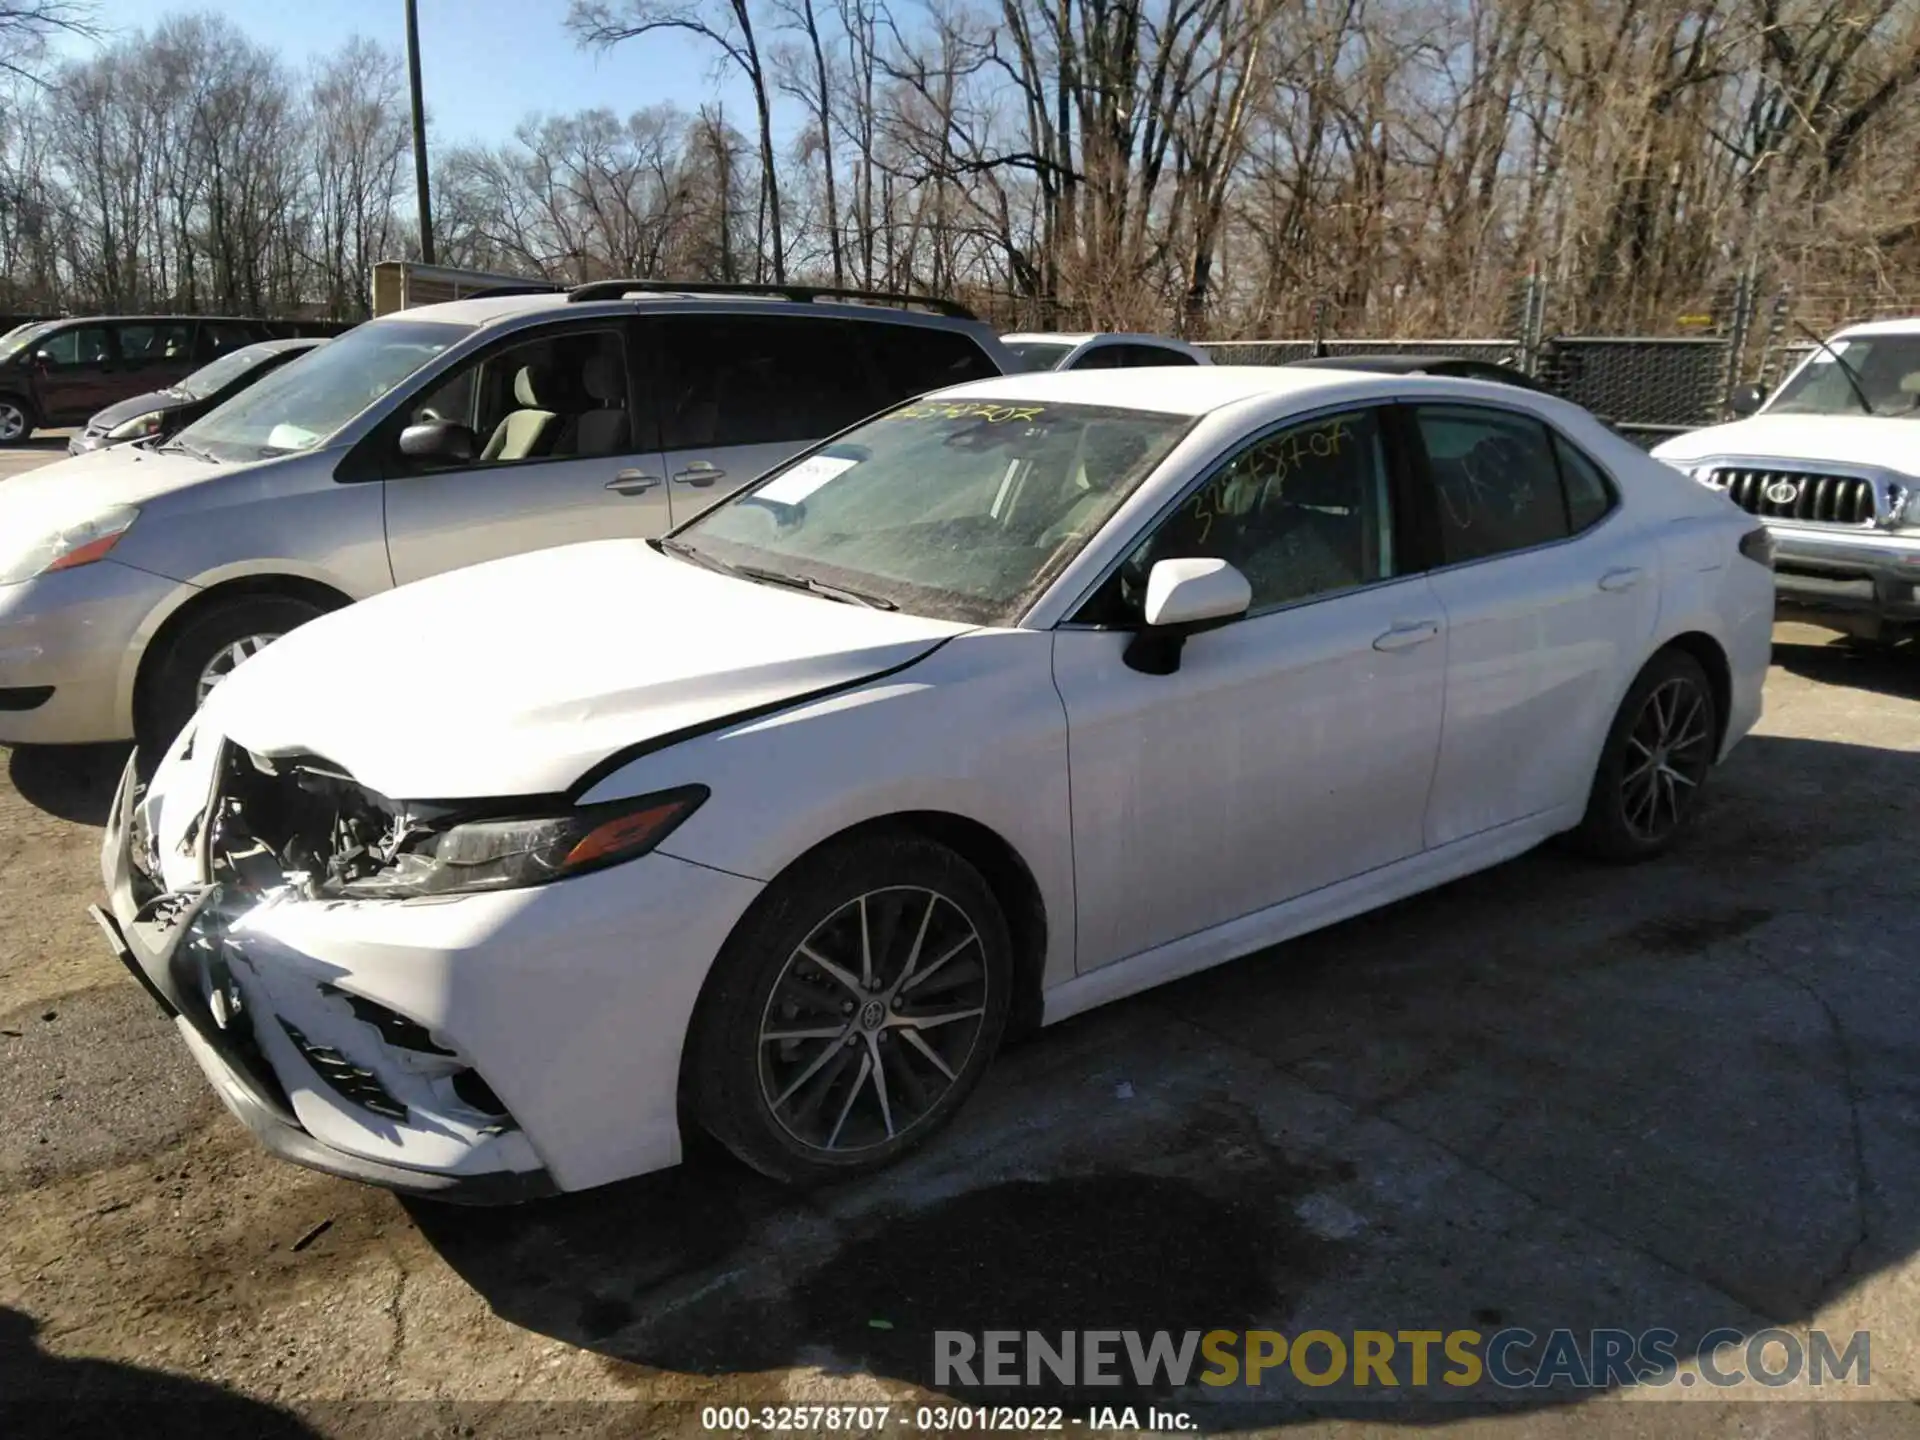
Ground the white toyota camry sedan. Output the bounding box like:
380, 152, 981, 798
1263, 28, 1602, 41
95, 366, 1775, 1201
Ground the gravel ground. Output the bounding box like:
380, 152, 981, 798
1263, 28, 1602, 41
3, 440, 1920, 1437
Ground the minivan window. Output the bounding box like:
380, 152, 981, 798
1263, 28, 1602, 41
174, 319, 469, 461
39, 326, 111, 368
656, 315, 878, 451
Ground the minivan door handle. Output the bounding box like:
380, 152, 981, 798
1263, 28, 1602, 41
606, 470, 661, 495
1598, 566, 1645, 593
1372, 620, 1442, 653
673, 462, 725, 487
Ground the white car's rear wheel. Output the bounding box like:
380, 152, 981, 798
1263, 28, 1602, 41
688, 833, 1012, 1184
1571, 648, 1718, 862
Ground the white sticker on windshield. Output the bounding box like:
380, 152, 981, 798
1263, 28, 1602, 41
756, 454, 858, 505
265, 422, 319, 450
1811, 341, 1850, 364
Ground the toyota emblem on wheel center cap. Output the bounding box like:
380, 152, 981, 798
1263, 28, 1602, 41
1765, 479, 1801, 505
860, 999, 886, 1031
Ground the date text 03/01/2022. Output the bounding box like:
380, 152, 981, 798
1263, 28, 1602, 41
699, 1404, 1194, 1432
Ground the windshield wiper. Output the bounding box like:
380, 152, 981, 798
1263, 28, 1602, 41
655, 535, 742, 577
1793, 320, 1876, 415
737, 565, 898, 610
657, 536, 896, 609
159, 436, 219, 463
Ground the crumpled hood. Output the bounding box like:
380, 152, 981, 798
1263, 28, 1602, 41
0, 442, 222, 533
1653, 414, 1920, 476
202, 539, 972, 799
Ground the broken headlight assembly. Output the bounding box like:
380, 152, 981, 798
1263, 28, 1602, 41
335, 786, 710, 900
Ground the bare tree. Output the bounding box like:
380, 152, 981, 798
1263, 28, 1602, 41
570, 0, 787, 281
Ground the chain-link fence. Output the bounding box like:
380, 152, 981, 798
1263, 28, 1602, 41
1538, 337, 1732, 446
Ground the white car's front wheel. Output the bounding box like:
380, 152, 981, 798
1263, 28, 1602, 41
688, 833, 1013, 1184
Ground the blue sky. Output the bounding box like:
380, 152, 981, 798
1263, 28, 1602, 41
60, 0, 772, 147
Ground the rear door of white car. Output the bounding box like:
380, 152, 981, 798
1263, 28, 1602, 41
1052, 406, 1448, 973
383, 318, 671, 585
1406, 403, 1657, 846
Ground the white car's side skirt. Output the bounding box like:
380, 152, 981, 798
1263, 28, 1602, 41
1041, 805, 1580, 1025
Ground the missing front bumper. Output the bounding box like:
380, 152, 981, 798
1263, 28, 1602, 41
96, 749, 558, 1204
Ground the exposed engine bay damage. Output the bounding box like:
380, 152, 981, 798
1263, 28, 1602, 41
145, 742, 546, 1179
209, 745, 453, 901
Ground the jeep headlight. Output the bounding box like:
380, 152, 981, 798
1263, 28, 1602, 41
0, 505, 140, 585
1899, 485, 1920, 530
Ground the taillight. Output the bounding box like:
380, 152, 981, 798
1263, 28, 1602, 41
1738, 526, 1774, 569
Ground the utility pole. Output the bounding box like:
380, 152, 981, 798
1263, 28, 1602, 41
405, 0, 435, 265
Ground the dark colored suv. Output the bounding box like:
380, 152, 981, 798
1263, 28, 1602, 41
0, 315, 348, 443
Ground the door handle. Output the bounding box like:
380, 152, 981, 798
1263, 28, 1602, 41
606, 470, 661, 495
1598, 566, 1645, 593
1372, 620, 1442, 652
673, 462, 725, 487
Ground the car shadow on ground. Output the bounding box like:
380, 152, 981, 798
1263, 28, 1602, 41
1770, 634, 1920, 702
406, 730, 1920, 1425
0, 1306, 318, 1438
7, 742, 130, 826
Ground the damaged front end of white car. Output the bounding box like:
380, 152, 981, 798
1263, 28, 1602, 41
92, 722, 704, 1202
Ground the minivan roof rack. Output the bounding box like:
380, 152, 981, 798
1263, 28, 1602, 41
564, 278, 976, 320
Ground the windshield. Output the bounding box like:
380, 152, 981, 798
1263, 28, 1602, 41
175, 342, 295, 400
1003, 341, 1075, 372
173, 320, 467, 460
0, 321, 55, 364
676, 398, 1193, 624
1768, 335, 1920, 417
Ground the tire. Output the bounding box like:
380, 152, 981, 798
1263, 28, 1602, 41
1569, 648, 1719, 863
687, 832, 1014, 1185
138, 594, 325, 757
0, 394, 35, 444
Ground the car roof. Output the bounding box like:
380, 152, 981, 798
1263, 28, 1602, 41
1002, 332, 1096, 345
938, 363, 1411, 415
1288, 352, 1511, 374
1835, 317, 1920, 338
1001, 331, 1196, 347
38, 314, 266, 325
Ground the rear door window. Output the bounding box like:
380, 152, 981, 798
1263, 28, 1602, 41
1408, 405, 1575, 564
198, 321, 258, 360
861, 322, 1001, 396
1116, 343, 1198, 368
113, 321, 195, 369
655, 314, 880, 450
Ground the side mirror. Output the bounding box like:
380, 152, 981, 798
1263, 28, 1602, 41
1729, 384, 1765, 418
398, 419, 476, 465
31, 350, 52, 368
1124, 557, 1252, 675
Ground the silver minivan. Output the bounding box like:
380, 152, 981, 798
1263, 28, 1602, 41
0, 283, 1012, 749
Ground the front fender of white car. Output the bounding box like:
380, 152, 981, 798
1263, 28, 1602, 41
579, 628, 1080, 995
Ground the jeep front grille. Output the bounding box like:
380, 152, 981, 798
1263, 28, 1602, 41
1709, 467, 1878, 526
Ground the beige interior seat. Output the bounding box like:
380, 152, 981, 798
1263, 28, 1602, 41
481, 365, 560, 462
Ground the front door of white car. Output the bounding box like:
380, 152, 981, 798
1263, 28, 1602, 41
1053, 408, 1449, 973
1407, 404, 1659, 846
383, 321, 672, 586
